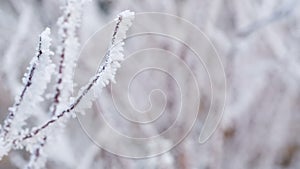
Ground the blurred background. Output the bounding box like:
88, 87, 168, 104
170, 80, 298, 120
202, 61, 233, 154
0, 0, 300, 168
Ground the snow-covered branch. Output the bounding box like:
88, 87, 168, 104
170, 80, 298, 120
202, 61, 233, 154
50, 0, 83, 117
21, 10, 135, 143
0, 5, 135, 168
26, 1, 84, 168
0, 27, 54, 160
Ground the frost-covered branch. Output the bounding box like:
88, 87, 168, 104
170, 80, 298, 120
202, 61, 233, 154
26, 1, 84, 168
0, 0, 135, 166
24, 8, 134, 169
50, 0, 82, 116
21, 10, 135, 143
0, 28, 55, 159
24, 136, 47, 169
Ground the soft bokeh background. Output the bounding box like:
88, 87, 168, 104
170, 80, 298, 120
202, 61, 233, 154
0, 0, 300, 168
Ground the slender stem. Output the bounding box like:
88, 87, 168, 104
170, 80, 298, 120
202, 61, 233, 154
3, 36, 43, 135
22, 63, 105, 141
51, 13, 71, 116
